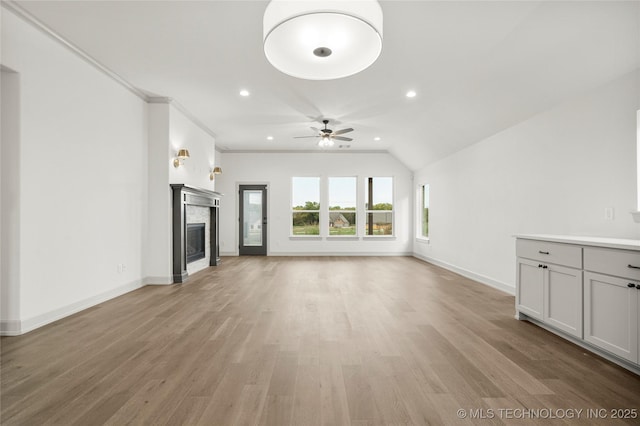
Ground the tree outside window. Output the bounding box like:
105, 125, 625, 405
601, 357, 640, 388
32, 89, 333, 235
292, 177, 320, 235
329, 177, 357, 236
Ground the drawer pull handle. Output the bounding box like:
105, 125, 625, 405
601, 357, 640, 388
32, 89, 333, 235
542, 265, 548, 269
538, 264, 542, 268
538, 251, 550, 255
628, 283, 636, 288
628, 264, 640, 270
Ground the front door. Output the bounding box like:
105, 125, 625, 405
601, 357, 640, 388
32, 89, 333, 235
239, 185, 267, 255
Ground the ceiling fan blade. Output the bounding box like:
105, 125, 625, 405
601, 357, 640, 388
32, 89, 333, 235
294, 136, 320, 139
333, 136, 353, 141
333, 128, 354, 135
310, 127, 320, 133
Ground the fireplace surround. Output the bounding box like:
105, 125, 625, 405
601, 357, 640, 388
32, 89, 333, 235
171, 184, 222, 283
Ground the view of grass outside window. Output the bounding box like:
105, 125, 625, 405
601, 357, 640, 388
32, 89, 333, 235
365, 177, 393, 235
292, 177, 320, 235
329, 177, 357, 236
421, 184, 429, 238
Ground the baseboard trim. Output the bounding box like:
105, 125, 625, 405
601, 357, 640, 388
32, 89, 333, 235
268, 251, 414, 257
412, 252, 515, 295
143, 276, 173, 285
220, 251, 414, 257
2, 279, 144, 336
0, 320, 22, 336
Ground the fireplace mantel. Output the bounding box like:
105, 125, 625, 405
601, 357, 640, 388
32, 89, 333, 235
171, 184, 223, 283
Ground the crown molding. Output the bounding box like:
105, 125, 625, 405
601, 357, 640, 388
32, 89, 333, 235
170, 100, 217, 140
147, 96, 173, 104
2, 1, 217, 141
219, 149, 390, 154
1, 1, 148, 101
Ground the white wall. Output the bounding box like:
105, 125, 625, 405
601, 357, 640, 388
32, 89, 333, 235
2, 9, 149, 332
144, 103, 171, 283
414, 70, 640, 293
1, 68, 21, 331
168, 104, 218, 189
144, 101, 218, 284
1, 9, 219, 333
216, 152, 413, 256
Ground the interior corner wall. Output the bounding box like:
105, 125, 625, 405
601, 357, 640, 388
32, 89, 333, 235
215, 152, 413, 256
2, 9, 148, 332
168, 105, 217, 190
1, 68, 21, 333
145, 102, 172, 284
144, 103, 217, 284
414, 70, 640, 294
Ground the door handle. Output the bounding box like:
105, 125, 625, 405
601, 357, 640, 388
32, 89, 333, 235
628, 264, 640, 270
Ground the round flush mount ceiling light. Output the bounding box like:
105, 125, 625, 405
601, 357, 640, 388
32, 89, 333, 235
263, 0, 383, 80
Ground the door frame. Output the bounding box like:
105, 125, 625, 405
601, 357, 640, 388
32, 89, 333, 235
238, 184, 268, 256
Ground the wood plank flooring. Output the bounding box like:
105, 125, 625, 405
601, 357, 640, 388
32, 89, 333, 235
2, 256, 640, 425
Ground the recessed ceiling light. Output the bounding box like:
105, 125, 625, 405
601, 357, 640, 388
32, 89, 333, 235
406, 90, 417, 98
266, 136, 274, 141
239, 89, 250, 97
374, 137, 381, 141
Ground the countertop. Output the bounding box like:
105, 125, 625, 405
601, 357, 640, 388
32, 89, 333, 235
515, 234, 640, 251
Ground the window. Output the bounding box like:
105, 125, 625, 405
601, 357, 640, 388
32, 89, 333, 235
292, 177, 320, 235
365, 177, 393, 235
328, 177, 357, 236
420, 184, 429, 238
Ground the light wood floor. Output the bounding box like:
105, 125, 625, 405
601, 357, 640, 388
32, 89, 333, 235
2, 256, 640, 425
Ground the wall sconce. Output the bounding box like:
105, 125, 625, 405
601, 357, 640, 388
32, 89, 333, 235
209, 166, 222, 180
173, 149, 190, 168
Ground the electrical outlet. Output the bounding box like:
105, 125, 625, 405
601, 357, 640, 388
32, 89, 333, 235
604, 207, 614, 220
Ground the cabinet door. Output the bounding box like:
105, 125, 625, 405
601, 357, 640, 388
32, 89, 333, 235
517, 258, 544, 320
584, 272, 638, 363
544, 264, 582, 338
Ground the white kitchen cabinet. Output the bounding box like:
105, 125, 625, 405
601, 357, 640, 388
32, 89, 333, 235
515, 235, 640, 374
516, 238, 582, 338
583, 245, 640, 364
544, 263, 582, 338
516, 257, 544, 320
583, 271, 638, 363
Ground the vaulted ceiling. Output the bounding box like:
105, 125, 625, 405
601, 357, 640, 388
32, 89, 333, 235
13, 0, 640, 170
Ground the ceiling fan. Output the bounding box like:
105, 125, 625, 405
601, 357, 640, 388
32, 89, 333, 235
294, 119, 353, 147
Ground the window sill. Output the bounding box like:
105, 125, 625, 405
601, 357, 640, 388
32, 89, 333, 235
289, 236, 322, 241
363, 236, 396, 241
327, 236, 360, 241
416, 237, 430, 244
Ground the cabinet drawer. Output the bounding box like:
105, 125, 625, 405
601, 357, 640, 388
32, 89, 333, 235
516, 239, 582, 268
584, 247, 640, 280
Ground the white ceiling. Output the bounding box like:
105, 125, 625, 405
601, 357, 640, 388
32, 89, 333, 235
12, 0, 640, 170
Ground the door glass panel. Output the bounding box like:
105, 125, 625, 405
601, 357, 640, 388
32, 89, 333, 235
243, 190, 263, 246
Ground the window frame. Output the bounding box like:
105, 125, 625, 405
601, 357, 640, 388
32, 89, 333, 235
291, 176, 321, 237
327, 176, 358, 237
364, 176, 394, 237
417, 183, 430, 241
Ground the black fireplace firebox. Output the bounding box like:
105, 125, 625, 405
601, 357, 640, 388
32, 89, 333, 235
186, 223, 206, 263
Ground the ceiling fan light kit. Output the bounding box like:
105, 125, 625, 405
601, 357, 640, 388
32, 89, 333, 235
294, 119, 354, 148
263, 0, 383, 80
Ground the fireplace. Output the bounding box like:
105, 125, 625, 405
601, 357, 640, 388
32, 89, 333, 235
171, 184, 222, 283
186, 223, 206, 263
